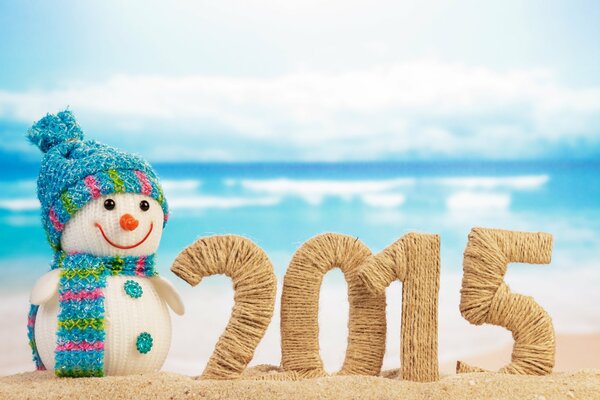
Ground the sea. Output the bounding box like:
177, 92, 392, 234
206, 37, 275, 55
2, 161, 599, 280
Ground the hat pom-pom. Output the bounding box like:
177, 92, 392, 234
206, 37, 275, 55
27, 110, 84, 153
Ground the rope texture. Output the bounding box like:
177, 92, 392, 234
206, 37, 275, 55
457, 228, 555, 375
280, 233, 387, 378
357, 233, 440, 382
171, 235, 277, 380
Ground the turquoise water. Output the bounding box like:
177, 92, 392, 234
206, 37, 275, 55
1, 161, 599, 287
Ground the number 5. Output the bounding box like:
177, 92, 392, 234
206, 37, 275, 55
457, 228, 555, 375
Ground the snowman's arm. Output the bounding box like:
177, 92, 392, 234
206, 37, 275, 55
30, 269, 61, 305
151, 276, 185, 315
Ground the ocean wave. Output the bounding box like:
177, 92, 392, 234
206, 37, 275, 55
361, 193, 405, 208
235, 178, 414, 205
161, 179, 202, 192
0, 180, 37, 190
446, 191, 511, 210
434, 175, 549, 190
0, 198, 39, 211
168, 195, 280, 210
2, 215, 40, 227
0, 174, 550, 215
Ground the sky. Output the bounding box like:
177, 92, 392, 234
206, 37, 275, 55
0, 0, 599, 162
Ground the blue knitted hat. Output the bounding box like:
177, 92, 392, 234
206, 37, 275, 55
27, 110, 169, 250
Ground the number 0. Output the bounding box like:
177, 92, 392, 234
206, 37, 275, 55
280, 233, 387, 378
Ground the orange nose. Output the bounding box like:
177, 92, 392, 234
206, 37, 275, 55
120, 214, 139, 231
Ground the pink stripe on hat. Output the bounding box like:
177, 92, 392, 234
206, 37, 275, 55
134, 170, 152, 196
49, 208, 64, 232
84, 175, 102, 199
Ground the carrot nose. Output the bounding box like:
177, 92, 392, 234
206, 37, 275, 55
120, 213, 139, 231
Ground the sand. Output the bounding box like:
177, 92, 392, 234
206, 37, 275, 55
2, 328, 600, 400
2, 336, 599, 400
1, 334, 599, 399
1, 367, 599, 400
440, 333, 600, 374
2, 287, 599, 399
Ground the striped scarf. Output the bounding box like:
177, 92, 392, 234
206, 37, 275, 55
28, 252, 157, 377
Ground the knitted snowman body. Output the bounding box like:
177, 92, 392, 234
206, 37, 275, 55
27, 111, 184, 377
34, 275, 174, 375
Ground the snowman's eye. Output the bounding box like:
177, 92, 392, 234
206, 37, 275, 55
104, 199, 116, 210
140, 200, 150, 211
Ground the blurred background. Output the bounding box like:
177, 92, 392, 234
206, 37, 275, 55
1, 0, 599, 376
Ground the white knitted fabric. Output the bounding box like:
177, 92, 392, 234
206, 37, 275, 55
61, 193, 164, 257
32, 193, 182, 376
35, 276, 172, 375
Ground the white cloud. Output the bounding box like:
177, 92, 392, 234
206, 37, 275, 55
0, 63, 598, 161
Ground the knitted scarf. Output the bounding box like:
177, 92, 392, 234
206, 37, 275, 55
28, 252, 157, 377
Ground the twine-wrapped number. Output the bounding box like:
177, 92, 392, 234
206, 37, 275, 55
457, 228, 555, 375
280, 233, 387, 378
357, 233, 441, 382
171, 235, 277, 380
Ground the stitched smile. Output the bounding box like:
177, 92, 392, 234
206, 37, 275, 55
95, 223, 154, 249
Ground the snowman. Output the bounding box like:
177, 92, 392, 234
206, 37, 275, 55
26, 110, 184, 377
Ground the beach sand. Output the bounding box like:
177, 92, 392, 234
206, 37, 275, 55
440, 333, 600, 374
1, 334, 599, 399
1, 367, 599, 400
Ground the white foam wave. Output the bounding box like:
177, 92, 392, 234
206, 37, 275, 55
0, 198, 39, 211
361, 193, 405, 208
436, 175, 549, 190
446, 191, 510, 210
169, 195, 280, 210
3, 215, 39, 227
238, 178, 414, 205
161, 179, 202, 192
0, 180, 37, 191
